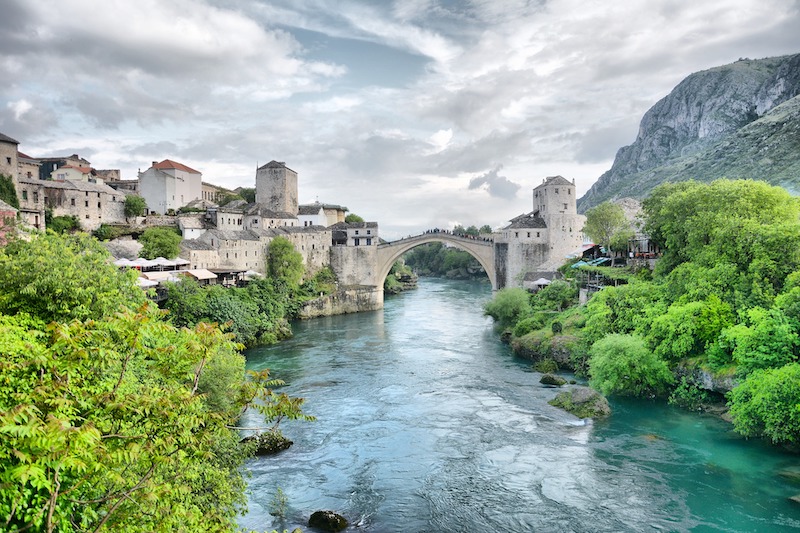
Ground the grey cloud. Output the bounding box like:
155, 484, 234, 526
575, 121, 639, 163
432, 129, 530, 174
467, 165, 521, 200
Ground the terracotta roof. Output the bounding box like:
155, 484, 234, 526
0, 133, 19, 144
154, 159, 201, 174
17, 152, 36, 161
58, 165, 93, 174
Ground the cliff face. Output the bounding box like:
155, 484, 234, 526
579, 54, 800, 211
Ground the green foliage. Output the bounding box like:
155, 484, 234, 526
345, 213, 364, 223
267, 236, 305, 287
479, 224, 493, 234
0, 173, 19, 209
646, 297, 734, 363
533, 358, 559, 373
707, 307, 799, 376
0, 234, 314, 531
582, 201, 630, 252
139, 226, 182, 259
588, 334, 674, 397
513, 314, 547, 337
302, 266, 338, 296
46, 214, 80, 234
124, 195, 147, 217
238, 187, 256, 203
164, 277, 295, 347
551, 321, 563, 334
93, 223, 127, 241
531, 280, 577, 312
668, 376, 712, 411
728, 363, 800, 445
403, 242, 483, 279
484, 288, 532, 329
217, 193, 243, 206
0, 232, 146, 322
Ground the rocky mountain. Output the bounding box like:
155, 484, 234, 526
578, 54, 800, 211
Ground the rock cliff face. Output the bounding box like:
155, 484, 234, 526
579, 54, 800, 211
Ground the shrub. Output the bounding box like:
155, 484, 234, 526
484, 288, 532, 329
588, 334, 674, 397
533, 358, 558, 373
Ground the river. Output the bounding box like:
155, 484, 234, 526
240, 278, 800, 532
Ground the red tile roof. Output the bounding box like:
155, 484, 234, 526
154, 159, 201, 174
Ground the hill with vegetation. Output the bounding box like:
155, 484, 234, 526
579, 54, 800, 210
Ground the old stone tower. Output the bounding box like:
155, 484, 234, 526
256, 160, 298, 215
494, 176, 586, 286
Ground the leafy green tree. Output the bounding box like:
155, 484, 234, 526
479, 224, 493, 234
267, 236, 304, 286
124, 195, 147, 217
728, 363, 800, 445
139, 226, 182, 259
0, 232, 145, 322
646, 296, 733, 363
707, 308, 799, 376
588, 333, 674, 397
0, 173, 19, 209
238, 187, 256, 203
45, 213, 80, 233
531, 280, 577, 312
582, 201, 630, 252
345, 213, 364, 223
484, 288, 532, 329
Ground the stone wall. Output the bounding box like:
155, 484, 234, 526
330, 245, 379, 287
298, 287, 383, 318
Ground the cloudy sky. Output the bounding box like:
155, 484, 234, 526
2, 0, 799, 238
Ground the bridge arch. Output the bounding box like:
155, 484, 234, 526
376, 233, 497, 291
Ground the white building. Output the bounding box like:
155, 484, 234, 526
138, 159, 202, 214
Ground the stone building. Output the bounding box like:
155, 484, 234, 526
17, 177, 127, 231
0, 198, 17, 245
138, 159, 202, 214
331, 221, 378, 246
37, 155, 91, 181
0, 133, 19, 185
494, 176, 586, 285
256, 161, 298, 214
18, 152, 40, 181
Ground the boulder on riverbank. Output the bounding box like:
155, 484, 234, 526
241, 430, 293, 456
549, 386, 611, 418
540, 373, 567, 387
309, 510, 348, 532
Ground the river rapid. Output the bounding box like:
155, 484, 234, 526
240, 278, 800, 533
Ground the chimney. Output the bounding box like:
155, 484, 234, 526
152, 161, 157, 168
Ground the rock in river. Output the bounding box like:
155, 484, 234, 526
308, 510, 348, 532
548, 386, 611, 418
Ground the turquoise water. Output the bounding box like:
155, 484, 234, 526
240, 278, 800, 532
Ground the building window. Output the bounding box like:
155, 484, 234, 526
514, 232, 519, 237
555, 188, 559, 193
97, 192, 101, 198
366, 238, 372, 245
5, 157, 10, 164
98, 202, 101, 208
527, 232, 531, 237
536, 232, 540, 238
355, 230, 359, 235
33, 192, 38, 202
563, 203, 568, 210
71, 198, 75, 206
568, 189, 571, 195
354, 238, 360, 246
112, 196, 116, 201
85, 214, 89, 219
22, 190, 27, 201
85, 201, 89, 207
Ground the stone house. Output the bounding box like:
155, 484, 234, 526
51, 165, 94, 182
18, 152, 40, 181
37, 155, 91, 181
138, 159, 202, 214
495, 175, 586, 284
0, 133, 19, 185
331, 221, 378, 246
298, 203, 327, 227
17, 177, 127, 231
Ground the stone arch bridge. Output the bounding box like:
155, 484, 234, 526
377, 232, 498, 291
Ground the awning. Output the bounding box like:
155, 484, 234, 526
182, 269, 218, 281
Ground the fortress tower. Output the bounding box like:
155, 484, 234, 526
256, 160, 298, 215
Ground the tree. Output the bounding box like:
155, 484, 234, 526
124, 195, 147, 217
267, 236, 304, 286
139, 226, 182, 259
0, 232, 145, 322
479, 224, 493, 234
728, 363, 800, 445
0, 173, 19, 209
345, 213, 364, 223
588, 333, 674, 397
238, 187, 256, 203
484, 288, 532, 329
582, 201, 630, 253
